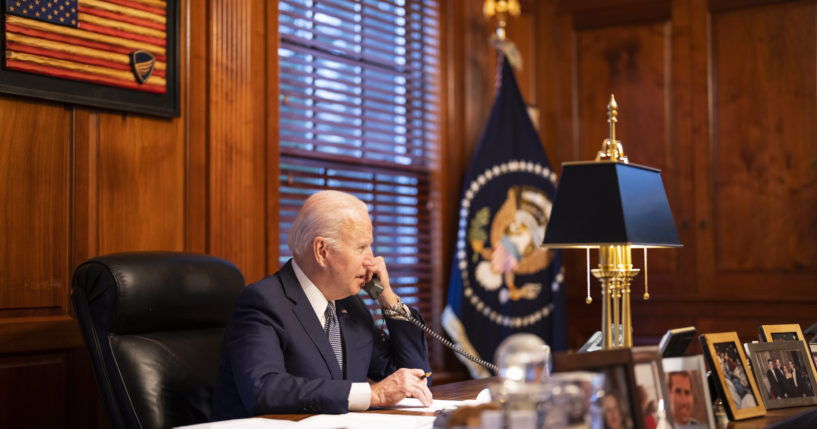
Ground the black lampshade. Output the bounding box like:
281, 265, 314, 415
541, 161, 681, 248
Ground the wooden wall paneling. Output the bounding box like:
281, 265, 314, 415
440, 0, 495, 297
186, 0, 209, 255
0, 98, 71, 319
0, 353, 67, 428
437, 0, 454, 374
72, 110, 99, 272
506, 10, 537, 104
667, 0, 698, 298
65, 347, 107, 429
555, 1, 701, 348
266, 1, 281, 273
533, 0, 562, 168
207, 0, 269, 283
96, 113, 185, 254
708, 0, 817, 298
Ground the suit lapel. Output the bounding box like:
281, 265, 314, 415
279, 261, 342, 379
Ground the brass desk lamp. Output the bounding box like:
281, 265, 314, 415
541, 95, 682, 349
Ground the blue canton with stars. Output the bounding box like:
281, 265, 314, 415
6, 0, 78, 27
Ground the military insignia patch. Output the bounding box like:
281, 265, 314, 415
130, 50, 156, 84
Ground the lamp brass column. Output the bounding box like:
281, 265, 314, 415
592, 244, 639, 348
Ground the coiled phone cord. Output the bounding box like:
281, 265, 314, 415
393, 305, 499, 373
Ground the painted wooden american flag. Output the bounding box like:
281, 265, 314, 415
4, 0, 167, 94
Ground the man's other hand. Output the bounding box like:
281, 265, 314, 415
370, 368, 433, 407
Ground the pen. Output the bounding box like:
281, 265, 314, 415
419, 371, 432, 381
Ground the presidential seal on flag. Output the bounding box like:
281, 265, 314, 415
467, 177, 555, 305
443, 57, 566, 378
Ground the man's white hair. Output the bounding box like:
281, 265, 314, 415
288, 190, 369, 261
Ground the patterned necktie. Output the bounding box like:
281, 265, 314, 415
324, 303, 343, 376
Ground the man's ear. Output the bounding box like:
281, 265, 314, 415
313, 237, 329, 267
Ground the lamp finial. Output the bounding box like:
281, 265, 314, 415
597, 94, 628, 163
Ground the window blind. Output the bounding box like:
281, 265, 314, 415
278, 0, 440, 332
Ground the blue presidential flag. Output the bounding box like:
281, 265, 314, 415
442, 57, 565, 378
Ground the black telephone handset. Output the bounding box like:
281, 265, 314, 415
364, 275, 498, 372
363, 276, 385, 303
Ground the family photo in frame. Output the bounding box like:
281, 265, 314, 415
553, 349, 641, 429
759, 323, 817, 380
662, 355, 715, 428
700, 332, 766, 421
631, 347, 673, 429
746, 341, 817, 409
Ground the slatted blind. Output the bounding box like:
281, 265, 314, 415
278, 0, 440, 328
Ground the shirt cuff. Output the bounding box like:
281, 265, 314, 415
348, 382, 372, 411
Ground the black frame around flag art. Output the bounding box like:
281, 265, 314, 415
0, 0, 179, 117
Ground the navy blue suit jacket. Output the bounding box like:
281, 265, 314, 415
211, 260, 431, 419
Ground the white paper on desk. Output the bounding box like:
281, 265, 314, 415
174, 417, 299, 428
297, 412, 435, 429
388, 397, 485, 413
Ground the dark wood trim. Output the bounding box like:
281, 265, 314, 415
0, 317, 83, 354
266, 0, 281, 275
562, 0, 672, 29
708, 0, 801, 13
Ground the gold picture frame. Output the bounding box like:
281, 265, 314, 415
699, 332, 766, 421
758, 323, 817, 380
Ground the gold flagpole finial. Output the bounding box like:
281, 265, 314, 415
483, 0, 520, 41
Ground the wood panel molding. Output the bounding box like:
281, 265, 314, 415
185, 0, 209, 255
0, 98, 71, 318
0, 316, 83, 354
207, 0, 269, 282
72, 109, 99, 271
709, 1, 817, 276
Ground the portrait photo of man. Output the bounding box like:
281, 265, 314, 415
666, 370, 707, 428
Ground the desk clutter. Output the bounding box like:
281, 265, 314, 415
431, 324, 817, 429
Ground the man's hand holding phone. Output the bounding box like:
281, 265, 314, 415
363, 256, 400, 308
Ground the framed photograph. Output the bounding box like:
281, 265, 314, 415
759, 323, 817, 381
759, 323, 805, 343
553, 348, 643, 429
663, 355, 715, 429
659, 326, 697, 358
0, 0, 179, 117
810, 344, 817, 370
699, 332, 766, 420
746, 341, 817, 409
631, 347, 674, 429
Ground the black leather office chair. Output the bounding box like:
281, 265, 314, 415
72, 252, 245, 429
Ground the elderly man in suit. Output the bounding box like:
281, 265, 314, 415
211, 190, 432, 419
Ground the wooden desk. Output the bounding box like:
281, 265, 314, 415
264, 377, 491, 421
265, 377, 817, 428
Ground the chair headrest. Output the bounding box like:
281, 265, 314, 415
72, 252, 245, 334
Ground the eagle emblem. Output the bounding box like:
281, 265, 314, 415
469, 185, 553, 303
